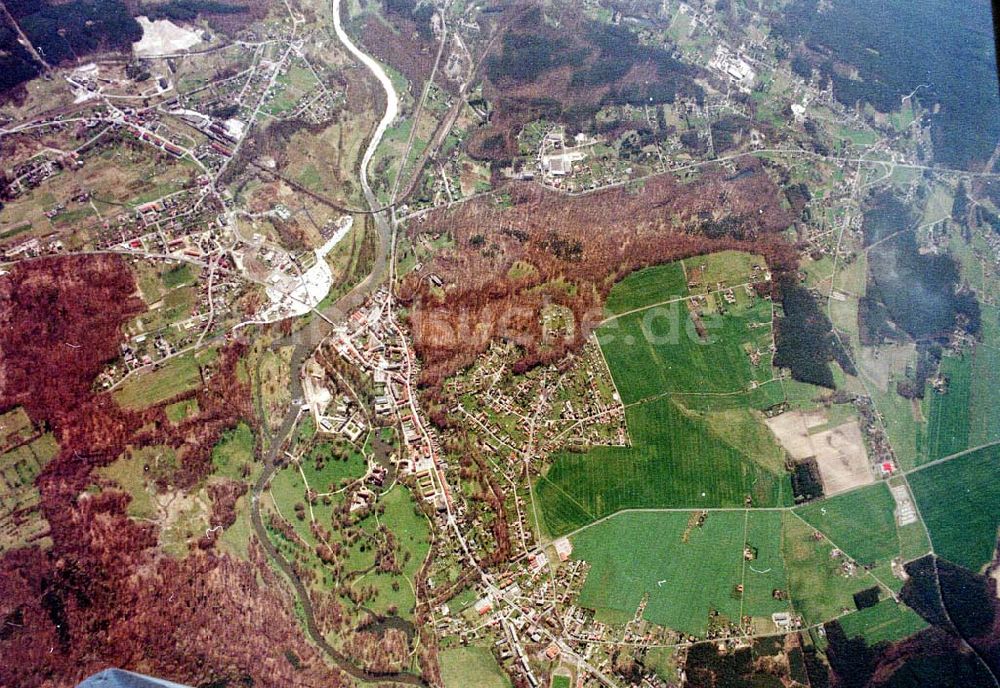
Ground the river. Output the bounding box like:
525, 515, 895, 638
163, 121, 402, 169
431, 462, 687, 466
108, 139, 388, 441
247, 1, 423, 684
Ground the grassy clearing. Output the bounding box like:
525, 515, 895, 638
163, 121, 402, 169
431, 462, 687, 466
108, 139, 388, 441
604, 262, 688, 315
782, 513, 873, 624
440, 647, 511, 688
920, 354, 972, 463
165, 398, 199, 423
538, 396, 791, 535
572, 511, 746, 636
909, 444, 1000, 571
795, 483, 899, 566
162, 264, 195, 289
114, 348, 216, 410
211, 422, 255, 480
97, 452, 156, 519
839, 598, 928, 646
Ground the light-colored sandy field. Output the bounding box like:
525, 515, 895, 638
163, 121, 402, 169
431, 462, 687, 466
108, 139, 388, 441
766, 411, 873, 493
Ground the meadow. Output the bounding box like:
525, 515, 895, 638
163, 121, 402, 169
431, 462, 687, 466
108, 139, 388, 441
211, 422, 255, 480
355, 485, 431, 618
909, 444, 1000, 571
300, 441, 367, 493
570, 510, 792, 635
114, 348, 217, 410
572, 511, 747, 636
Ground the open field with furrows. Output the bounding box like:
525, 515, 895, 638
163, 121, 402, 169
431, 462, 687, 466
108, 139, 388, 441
440, 646, 512, 688
838, 598, 928, 647
539, 253, 807, 535
537, 396, 792, 536
602, 262, 688, 315
919, 354, 971, 464
795, 483, 905, 567
781, 513, 875, 625
909, 444, 1000, 572
598, 295, 781, 409
969, 305, 1000, 446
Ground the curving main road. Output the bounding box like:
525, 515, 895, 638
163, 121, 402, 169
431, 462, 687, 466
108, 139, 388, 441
248, 0, 423, 684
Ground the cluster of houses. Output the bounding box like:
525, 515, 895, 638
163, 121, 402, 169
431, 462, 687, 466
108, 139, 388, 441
328, 290, 447, 508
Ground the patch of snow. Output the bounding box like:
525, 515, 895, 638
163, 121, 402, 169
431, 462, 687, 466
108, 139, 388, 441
133, 17, 202, 57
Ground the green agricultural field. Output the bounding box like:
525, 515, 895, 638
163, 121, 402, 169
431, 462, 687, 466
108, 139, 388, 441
598, 297, 779, 408
440, 646, 511, 688
603, 262, 688, 315
782, 513, 874, 625
540, 253, 800, 535
838, 599, 928, 646
537, 396, 791, 535
920, 354, 972, 463
795, 484, 899, 566
572, 511, 747, 636
970, 306, 1000, 446
742, 511, 792, 618
909, 444, 1000, 571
